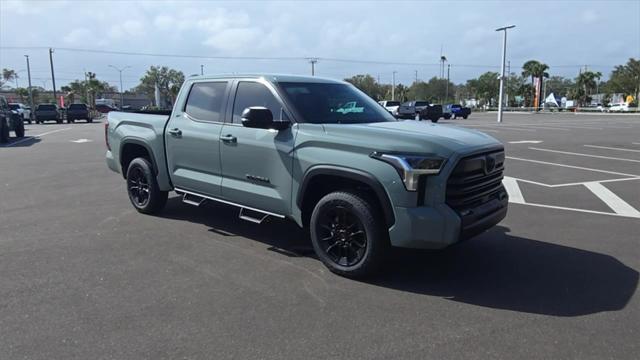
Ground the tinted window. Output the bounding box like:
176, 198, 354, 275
415, 101, 428, 106
9, 104, 19, 110
69, 104, 87, 110
386, 101, 400, 106
278, 82, 396, 124
232, 82, 282, 123
38, 104, 56, 110
185, 82, 227, 121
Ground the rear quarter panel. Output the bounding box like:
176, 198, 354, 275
107, 112, 172, 190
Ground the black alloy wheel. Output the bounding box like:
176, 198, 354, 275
127, 165, 150, 207
316, 205, 368, 267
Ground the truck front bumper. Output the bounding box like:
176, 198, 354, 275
388, 196, 508, 249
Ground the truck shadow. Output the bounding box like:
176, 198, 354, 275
160, 197, 638, 317
0, 136, 41, 147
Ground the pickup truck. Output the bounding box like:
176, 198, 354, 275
66, 103, 93, 123
105, 74, 508, 277
446, 104, 471, 119
378, 100, 400, 117
34, 104, 62, 124
396, 100, 429, 119
1, 96, 25, 143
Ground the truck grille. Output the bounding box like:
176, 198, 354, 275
446, 149, 506, 212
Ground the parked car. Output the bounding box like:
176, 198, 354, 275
95, 104, 118, 114
419, 104, 443, 122
8, 103, 32, 124
397, 101, 430, 119
66, 103, 93, 123
445, 104, 471, 119
378, 100, 401, 117
607, 103, 629, 112
105, 74, 508, 278
1, 96, 25, 143
35, 104, 61, 124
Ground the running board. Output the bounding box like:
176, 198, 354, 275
174, 187, 285, 221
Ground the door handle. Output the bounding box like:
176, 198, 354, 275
168, 128, 182, 136
220, 134, 237, 143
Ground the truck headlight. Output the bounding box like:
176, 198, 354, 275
370, 152, 445, 191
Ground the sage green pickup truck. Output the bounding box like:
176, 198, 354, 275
105, 74, 508, 277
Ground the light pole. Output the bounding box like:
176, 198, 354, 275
496, 25, 515, 123
392, 71, 397, 101
308, 58, 318, 76
109, 65, 131, 109
24, 55, 34, 119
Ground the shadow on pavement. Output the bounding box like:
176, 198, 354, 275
0, 136, 41, 147
159, 197, 638, 317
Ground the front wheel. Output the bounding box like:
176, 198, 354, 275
310, 191, 389, 278
126, 157, 168, 214
15, 121, 25, 138
463, 115, 468, 119
0, 121, 9, 143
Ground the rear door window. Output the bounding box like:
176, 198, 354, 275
184, 82, 228, 122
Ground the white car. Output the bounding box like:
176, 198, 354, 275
378, 100, 401, 117
607, 103, 629, 112
9, 103, 32, 124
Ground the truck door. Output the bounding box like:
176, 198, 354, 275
165, 81, 230, 196
219, 80, 296, 215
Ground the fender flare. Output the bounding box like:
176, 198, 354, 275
119, 138, 159, 176
297, 165, 395, 227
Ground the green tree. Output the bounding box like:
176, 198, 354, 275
574, 70, 602, 106
522, 60, 549, 109
407, 77, 456, 103
544, 76, 574, 98
473, 72, 500, 106
344, 74, 386, 100
14, 87, 30, 102
135, 66, 185, 107
1, 68, 18, 88
605, 58, 640, 104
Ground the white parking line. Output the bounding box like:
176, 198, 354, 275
509, 201, 640, 219
528, 147, 640, 163
465, 124, 537, 132
506, 156, 640, 177
584, 182, 640, 218
3, 128, 71, 147
502, 177, 525, 203
585, 145, 640, 153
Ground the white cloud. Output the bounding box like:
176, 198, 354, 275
108, 20, 145, 39
63, 28, 95, 44
203, 27, 261, 53
581, 9, 599, 24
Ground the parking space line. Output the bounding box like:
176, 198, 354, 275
511, 202, 640, 219
465, 125, 537, 132
510, 176, 640, 188
528, 147, 640, 163
585, 145, 640, 153
4, 128, 72, 147
584, 182, 640, 218
502, 177, 525, 203
506, 156, 640, 177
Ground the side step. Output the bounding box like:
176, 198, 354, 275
182, 192, 205, 206
239, 208, 269, 224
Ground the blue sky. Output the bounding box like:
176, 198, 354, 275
1, 0, 638, 90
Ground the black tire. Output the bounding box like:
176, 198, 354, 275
87, 118, 93, 123
56, 118, 62, 124
68, 118, 74, 124
310, 191, 389, 278
444, 113, 451, 120
0, 120, 9, 143
126, 157, 168, 214
463, 115, 468, 119
430, 117, 439, 123
15, 121, 25, 138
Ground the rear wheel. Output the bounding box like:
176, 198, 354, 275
0, 120, 9, 143
15, 121, 25, 138
463, 115, 468, 119
126, 157, 168, 214
310, 191, 388, 278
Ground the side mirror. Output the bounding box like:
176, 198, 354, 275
241, 106, 290, 130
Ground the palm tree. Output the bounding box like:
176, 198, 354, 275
575, 71, 602, 106
522, 60, 549, 108
1, 68, 17, 88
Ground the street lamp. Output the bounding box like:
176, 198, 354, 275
109, 65, 131, 109
496, 25, 515, 123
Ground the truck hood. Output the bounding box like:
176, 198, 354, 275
321, 120, 501, 156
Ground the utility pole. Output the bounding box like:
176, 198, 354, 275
414, 70, 418, 84
200, 65, 204, 75
25, 55, 34, 120
308, 58, 318, 76
445, 64, 450, 103
506, 60, 511, 107
392, 71, 397, 101
109, 65, 131, 109
495, 25, 515, 123
49, 48, 57, 106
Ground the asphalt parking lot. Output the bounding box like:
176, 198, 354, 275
1, 112, 639, 359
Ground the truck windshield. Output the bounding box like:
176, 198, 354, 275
278, 82, 396, 124
69, 104, 87, 110
38, 105, 55, 110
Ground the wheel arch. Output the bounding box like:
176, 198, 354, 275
119, 139, 158, 179
297, 165, 395, 228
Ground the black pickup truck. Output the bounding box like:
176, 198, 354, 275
66, 103, 93, 123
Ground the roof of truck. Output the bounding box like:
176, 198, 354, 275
188, 73, 345, 84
